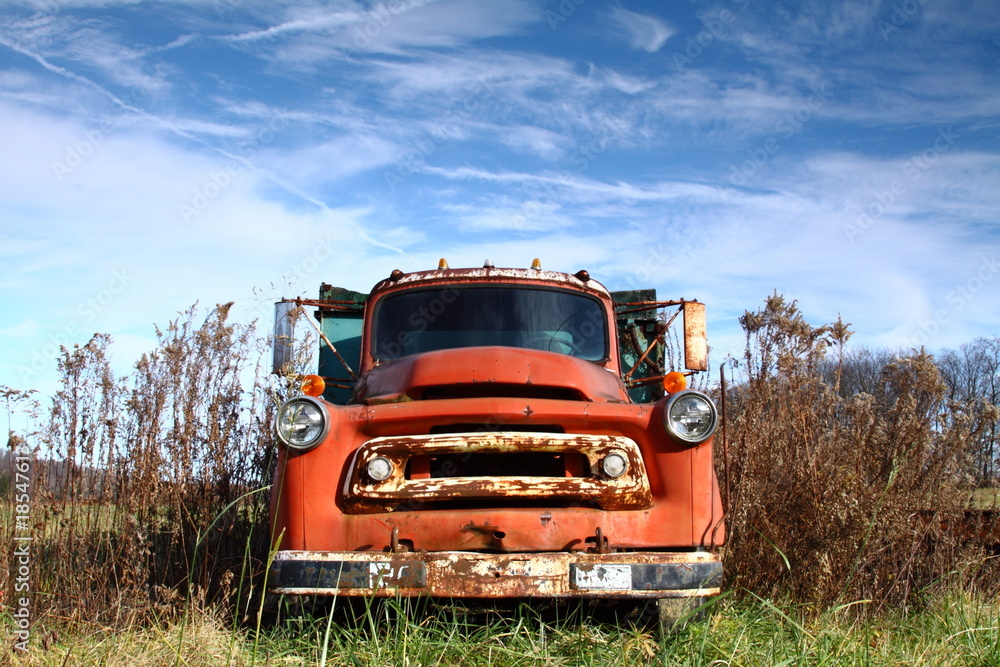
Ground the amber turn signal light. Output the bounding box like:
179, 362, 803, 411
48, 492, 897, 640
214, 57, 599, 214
663, 371, 687, 395
301, 374, 326, 397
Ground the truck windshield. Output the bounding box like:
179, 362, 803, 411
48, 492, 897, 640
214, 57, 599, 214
373, 286, 607, 361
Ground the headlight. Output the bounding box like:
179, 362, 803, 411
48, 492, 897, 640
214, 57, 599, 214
663, 390, 717, 444
276, 397, 328, 450
600, 451, 628, 478
366, 456, 394, 482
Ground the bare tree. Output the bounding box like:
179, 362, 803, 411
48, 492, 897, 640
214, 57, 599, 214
938, 337, 1000, 484
820, 346, 899, 402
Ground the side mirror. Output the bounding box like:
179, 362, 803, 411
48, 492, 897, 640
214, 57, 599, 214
272, 301, 299, 374
683, 301, 708, 372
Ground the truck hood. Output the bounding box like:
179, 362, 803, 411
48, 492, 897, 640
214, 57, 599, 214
354, 346, 630, 404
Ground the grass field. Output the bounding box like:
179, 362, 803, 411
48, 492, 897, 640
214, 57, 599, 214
9, 591, 999, 666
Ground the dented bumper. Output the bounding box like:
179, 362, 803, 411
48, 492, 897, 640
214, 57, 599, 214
268, 550, 722, 599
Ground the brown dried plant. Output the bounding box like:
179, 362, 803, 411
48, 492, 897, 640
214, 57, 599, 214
1, 304, 287, 629
722, 293, 997, 612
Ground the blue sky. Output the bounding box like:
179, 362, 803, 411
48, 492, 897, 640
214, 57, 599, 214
1, 0, 998, 397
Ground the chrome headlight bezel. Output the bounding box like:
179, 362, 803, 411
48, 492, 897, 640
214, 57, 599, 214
276, 396, 329, 451
662, 390, 718, 445
599, 451, 628, 478
366, 456, 394, 482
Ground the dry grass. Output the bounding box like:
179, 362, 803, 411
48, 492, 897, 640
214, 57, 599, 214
10, 609, 248, 667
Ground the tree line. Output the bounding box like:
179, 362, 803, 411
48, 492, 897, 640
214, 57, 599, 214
816, 336, 1000, 487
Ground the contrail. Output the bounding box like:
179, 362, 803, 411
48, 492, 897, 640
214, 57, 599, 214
0, 34, 404, 254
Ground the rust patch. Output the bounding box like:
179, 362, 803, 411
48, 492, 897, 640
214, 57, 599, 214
460, 521, 502, 536
683, 301, 708, 371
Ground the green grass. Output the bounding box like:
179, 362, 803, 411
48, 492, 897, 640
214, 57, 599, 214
9, 592, 998, 666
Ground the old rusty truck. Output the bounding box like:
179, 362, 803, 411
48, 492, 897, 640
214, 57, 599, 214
268, 259, 724, 629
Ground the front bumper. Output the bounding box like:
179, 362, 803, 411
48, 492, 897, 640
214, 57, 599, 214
268, 550, 722, 599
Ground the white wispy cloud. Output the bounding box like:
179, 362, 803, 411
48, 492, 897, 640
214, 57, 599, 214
357, 0, 539, 52
441, 201, 572, 232
499, 125, 567, 160
605, 6, 675, 52
3, 13, 168, 92
220, 8, 360, 43
138, 33, 198, 55
220, 0, 539, 69
269, 134, 403, 187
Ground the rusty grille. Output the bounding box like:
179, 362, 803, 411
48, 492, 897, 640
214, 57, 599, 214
407, 451, 591, 479
343, 432, 651, 514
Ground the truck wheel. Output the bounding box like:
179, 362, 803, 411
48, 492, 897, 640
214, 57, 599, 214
247, 592, 334, 629
241, 590, 281, 630
657, 596, 708, 635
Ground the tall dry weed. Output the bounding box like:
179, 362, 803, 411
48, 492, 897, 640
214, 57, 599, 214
1, 304, 286, 630
722, 294, 997, 611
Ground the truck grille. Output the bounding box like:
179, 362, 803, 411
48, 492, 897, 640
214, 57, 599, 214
407, 451, 591, 479
342, 432, 651, 514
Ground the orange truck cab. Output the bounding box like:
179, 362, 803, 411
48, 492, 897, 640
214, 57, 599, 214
268, 260, 724, 626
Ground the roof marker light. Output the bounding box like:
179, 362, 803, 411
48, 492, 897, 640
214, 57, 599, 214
484, 259, 494, 268
531, 258, 542, 270
438, 258, 449, 270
